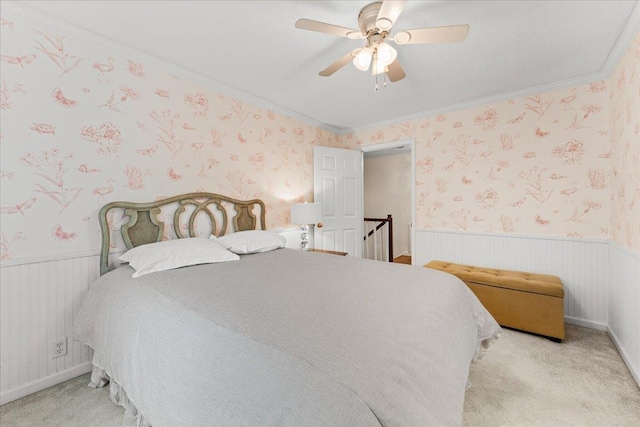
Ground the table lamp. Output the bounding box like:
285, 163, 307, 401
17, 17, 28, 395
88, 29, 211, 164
290, 202, 322, 250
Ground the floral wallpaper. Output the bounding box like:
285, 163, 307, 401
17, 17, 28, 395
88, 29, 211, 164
341, 82, 612, 241
0, 15, 340, 260
609, 32, 640, 254
0, 11, 637, 262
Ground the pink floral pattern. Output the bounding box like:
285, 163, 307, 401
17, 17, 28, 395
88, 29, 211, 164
1, 79, 25, 109
0, 232, 25, 260
99, 84, 139, 113
51, 87, 79, 108
125, 59, 144, 77
0, 15, 636, 260
341, 79, 612, 238
0, 16, 342, 259
51, 224, 78, 241
81, 122, 123, 156
34, 31, 83, 76
20, 149, 82, 211
609, 32, 640, 252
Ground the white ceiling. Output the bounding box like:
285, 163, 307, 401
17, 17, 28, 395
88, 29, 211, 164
9, 1, 640, 131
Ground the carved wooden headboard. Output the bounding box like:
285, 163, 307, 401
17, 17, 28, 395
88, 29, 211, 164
99, 192, 266, 275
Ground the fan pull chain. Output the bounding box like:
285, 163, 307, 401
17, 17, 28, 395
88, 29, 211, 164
374, 71, 388, 91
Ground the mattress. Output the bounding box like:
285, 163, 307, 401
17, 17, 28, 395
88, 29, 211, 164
74, 248, 501, 426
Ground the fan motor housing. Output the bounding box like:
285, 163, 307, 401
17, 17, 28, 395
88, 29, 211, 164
358, 2, 385, 36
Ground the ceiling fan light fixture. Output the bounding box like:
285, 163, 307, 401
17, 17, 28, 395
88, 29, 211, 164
353, 47, 373, 71
371, 60, 388, 75
296, 0, 469, 84
376, 42, 397, 66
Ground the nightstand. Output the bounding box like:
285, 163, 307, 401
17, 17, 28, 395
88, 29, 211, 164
309, 249, 348, 256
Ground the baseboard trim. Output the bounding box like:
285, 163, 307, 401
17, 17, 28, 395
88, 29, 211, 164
0, 362, 93, 406
607, 327, 640, 388
564, 316, 608, 331
416, 228, 609, 245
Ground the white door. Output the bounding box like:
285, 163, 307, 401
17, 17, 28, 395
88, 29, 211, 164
313, 146, 362, 257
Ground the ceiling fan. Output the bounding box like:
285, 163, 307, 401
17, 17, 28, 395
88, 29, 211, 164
295, 1, 469, 87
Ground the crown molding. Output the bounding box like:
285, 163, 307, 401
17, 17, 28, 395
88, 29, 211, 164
338, 70, 609, 135
0, 1, 344, 136
601, 0, 640, 78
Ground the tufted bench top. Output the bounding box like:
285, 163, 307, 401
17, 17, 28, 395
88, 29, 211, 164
425, 261, 564, 298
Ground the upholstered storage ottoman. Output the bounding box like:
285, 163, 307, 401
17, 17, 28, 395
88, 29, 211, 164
425, 261, 565, 341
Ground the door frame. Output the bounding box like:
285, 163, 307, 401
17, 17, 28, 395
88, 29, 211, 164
360, 139, 416, 266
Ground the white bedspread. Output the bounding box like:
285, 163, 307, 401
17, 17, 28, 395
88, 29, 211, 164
74, 248, 500, 426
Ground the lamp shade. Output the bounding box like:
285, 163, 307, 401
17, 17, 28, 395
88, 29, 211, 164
291, 202, 322, 225
376, 42, 397, 66
352, 47, 373, 71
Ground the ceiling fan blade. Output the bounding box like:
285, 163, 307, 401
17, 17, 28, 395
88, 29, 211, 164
393, 24, 470, 45
376, 1, 408, 31
319, 49, 360, 77
295, 18, 362, 39
386, 59, 406, 82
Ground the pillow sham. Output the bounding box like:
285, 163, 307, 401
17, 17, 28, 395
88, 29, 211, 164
118, 238, 239, 278
210, 230, 286, 255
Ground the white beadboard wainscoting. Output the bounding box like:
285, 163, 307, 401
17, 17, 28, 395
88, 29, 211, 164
608, 242, 640, 386
416, 229, 640, 387
0, 255, 98, 405
416, 230, 610, 329
0, 228, 303, 405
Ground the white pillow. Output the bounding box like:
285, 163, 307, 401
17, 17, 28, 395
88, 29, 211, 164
210, 230, 286, 254
118, 238, 239, 278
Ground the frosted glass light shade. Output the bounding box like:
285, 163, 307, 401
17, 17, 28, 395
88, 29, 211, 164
291, 202, 322, 225
371, 60, 388, 75
376, 42, 397, 66
352, 48, 373, 71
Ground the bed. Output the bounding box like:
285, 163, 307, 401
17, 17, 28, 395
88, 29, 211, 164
74, 192, 501, 427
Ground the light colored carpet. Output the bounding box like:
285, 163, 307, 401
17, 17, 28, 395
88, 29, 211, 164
463, 325, 640, 426
1, 325, 638, 426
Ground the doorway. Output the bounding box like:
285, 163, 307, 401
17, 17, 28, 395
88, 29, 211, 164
361, 140, 416, 266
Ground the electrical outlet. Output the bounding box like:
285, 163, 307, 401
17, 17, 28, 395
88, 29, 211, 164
50, 337, 67, 359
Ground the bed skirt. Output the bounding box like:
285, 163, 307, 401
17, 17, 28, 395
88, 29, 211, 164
89, 363, 151, 427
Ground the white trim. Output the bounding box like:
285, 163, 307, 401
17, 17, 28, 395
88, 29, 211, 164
608, 326, 640, 388
416, 228, 609, 245
0, 248, 122, 268
564, 316, 608, 332
410, 142, 416, 265
0, 2, 344, 135
360, 140, 414, 153
341, 71, 606, 134
609, 240, 640, 261
361, 139, 416, 265
601, 1, 640, 78
0, 361, 93, 406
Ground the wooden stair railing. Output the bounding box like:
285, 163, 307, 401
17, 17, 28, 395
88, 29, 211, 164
363, 215, 393, 262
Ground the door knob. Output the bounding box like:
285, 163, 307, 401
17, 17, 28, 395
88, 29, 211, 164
317, 223, 323, 228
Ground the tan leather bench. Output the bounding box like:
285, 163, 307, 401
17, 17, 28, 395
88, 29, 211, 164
425, 261, 565, 341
